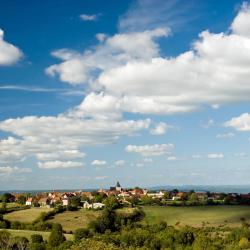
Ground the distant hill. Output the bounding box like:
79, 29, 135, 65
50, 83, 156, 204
148, 185, 250, 194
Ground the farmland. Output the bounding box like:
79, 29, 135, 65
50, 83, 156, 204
4, 207, 53, 223
47, 209, 101, 232
142, 205, 250, 227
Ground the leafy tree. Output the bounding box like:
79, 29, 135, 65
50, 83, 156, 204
70, 196, 81, 208
1, 193, 13, 203
1, 202, 7, 212
104, 196, 120, 210
81, 194, 90, 202
71, 238, 120, 250
17, 195, 27, 205
163, 191, 170, 199
189, 193, 199, 204
48, 223, 65, 247
140, 196, 153, 205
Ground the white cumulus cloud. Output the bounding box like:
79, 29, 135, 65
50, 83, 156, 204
224, 113, 250, 131
91, 160, 107, 166
46, 3, 250, 115
0, 28, 23, 66
150, 122, 170, 135
38, 161, 83, 169
125, 144, 174, 157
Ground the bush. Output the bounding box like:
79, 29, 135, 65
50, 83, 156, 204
0, 230, 11, 249
28, 242, 46, 250
31, 234, 43, 243
9, 236, 29, 250
0, 220, 8, 229
57, 240, 74, 250
11, 220, 22, 229
75, 228, 90, 241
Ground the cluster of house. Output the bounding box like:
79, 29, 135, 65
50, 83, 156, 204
23, 181, 165, 208
25, 191, 106, 209
18, 182, 250, 208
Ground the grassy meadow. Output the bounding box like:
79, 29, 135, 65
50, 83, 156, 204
4, 207, 53, 223
142, 205, 250, 227
47, 209, 101, 232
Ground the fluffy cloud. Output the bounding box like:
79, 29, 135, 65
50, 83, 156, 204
79, 14, 99, 21
91, 160, 107, 166
0, 28, 23, 66
38, 161, 83, 169
46, 28, 169, 85
36, 150, 85, 161
231, 2, 250, 37
224, 113, 250, 131
150, 122, 169, 135
207, 153, 224, 159
0, 150, 25, 163
0, 166, 31, 175
125, 144, 174, 157
0, 115, 150, 165
46, 3, 250, 115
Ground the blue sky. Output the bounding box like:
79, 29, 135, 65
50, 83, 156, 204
1, 0, 250, 190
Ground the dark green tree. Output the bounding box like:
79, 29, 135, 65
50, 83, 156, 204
48, 223, 65, 247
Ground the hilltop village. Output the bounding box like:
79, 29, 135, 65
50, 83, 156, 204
2, 182, 250, 208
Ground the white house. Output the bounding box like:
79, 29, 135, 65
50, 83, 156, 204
62, 197, 69, 206
83, 201, 105, 210
25, 198, 33, 206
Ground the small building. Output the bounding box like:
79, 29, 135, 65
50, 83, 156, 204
93, 202, 105, 209
38, 198, 51, 208
131, 188, 144, 196
172, 196, 181, 201
147, 191, 165, 198
62, 197, 70, 206
110, 181, 122, 193
83, 201, 105, 210
25, 197, 33, 206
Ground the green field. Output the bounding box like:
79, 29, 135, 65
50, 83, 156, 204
48, 209, 100, 232
0, 229, 73, 241
4, 207, 53, 223
143, 205, 250, 227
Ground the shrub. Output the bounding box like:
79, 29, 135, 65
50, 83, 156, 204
31, 234, 43, 243
28, 242, 46, 250
0, 220, 8, 229
9, 236, 29, 250
74, 228, 90, 241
